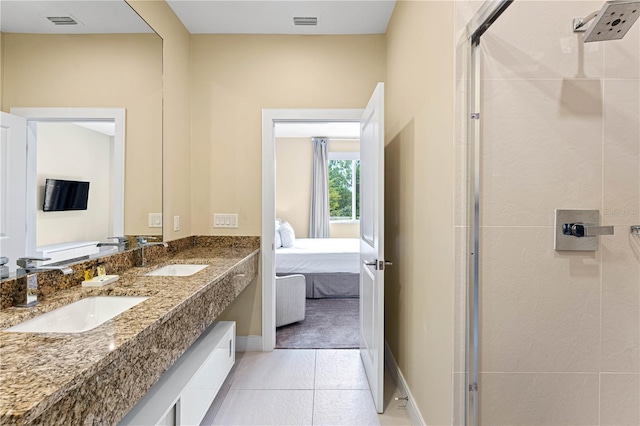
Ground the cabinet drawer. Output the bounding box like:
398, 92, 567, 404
180, 324, 235, 425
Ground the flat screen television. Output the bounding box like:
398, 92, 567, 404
43, 179, 90, 212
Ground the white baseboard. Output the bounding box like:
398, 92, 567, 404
385, 341, 426, 426
236, 335, 263, 352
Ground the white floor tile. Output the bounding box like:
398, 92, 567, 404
206, 350, 413, 426
315, 350, 370, 390
201, 387, 229, 425
211, 389, 314, 425
313, 390, 380, 426
230, 349, 316, 390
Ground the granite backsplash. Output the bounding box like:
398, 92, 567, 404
0, 236, 260, 310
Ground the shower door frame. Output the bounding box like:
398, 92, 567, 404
463, 1, 514, 425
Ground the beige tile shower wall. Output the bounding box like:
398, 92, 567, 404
127, 0, 192, 242
385, 1, 455, 424
276, 137, 312, 238
2, 32, 162, 237
466, 1, 640, 424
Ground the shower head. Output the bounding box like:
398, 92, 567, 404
574, 1, 640, 42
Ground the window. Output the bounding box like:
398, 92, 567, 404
328, 153, 360, 222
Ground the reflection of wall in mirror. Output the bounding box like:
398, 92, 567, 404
36, 122, 111, 246
2, 33, 162, 237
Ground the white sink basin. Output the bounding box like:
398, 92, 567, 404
4, 296, 148, 333
145, 264, 208, 277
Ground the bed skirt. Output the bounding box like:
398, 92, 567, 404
276, 272, 359, 298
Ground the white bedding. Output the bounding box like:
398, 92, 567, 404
275, 238, 360, 274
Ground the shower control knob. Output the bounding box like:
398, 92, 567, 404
563, 223, 586, 237
562, 223, 614, 238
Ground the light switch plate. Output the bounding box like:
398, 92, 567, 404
554, 209, 599, 251
173, 215, 180, 232
213, 213, 238, 228
148, 213, 162, 228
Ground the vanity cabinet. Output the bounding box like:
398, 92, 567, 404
120, 321, 235, 426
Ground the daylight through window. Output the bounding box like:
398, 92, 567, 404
328, 158, 360, 221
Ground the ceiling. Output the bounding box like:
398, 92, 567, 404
166, 0, 396, 34
0, 1, 154, 34
0, 1, 396, 35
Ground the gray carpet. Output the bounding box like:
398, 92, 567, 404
276, 298, 359, 349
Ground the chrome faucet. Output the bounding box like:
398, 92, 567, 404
97, 236, 128, 249
136, 237, 168, 267
15, 257, 73, 308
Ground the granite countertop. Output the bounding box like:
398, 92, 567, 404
0, 245, 259, 425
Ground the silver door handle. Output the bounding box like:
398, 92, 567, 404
363, 259, 393, 270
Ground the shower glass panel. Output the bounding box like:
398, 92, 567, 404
459, 1, 640, 425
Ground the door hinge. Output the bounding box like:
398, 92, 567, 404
471, 113, 480, 120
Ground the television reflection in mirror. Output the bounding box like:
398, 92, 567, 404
43, 179, 90, 212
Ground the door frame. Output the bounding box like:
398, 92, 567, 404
261, 108, 363, 351
10, 107, 125, 256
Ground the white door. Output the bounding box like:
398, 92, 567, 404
0, 112, 27, 274
359, 82, 386, 413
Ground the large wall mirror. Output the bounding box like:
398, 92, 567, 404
0, 1, 163, 275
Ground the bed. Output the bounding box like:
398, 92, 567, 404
276, 238, 360, 298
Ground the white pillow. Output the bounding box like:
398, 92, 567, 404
276, 229, 282, 248
279, 222, 296, 248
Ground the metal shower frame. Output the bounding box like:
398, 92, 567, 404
462, 1, 514, 425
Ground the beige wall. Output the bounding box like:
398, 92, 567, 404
0, 32, 3, 111
276, 137, 360, 239
276, 137, 312, 237
190, 34, 385, 237
2, 32, 162, 237
454, 1, 640, 424
385, 1, 455, 424
127, 0, 192, 242
36, 123, 111, 246
191, 34, 385, 335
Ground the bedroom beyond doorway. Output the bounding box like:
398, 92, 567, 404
274, 121, 361, 350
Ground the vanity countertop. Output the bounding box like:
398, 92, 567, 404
0, 245, 259, 425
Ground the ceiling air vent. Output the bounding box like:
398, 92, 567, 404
47, 16, 78, 26
293, 16, 318, 26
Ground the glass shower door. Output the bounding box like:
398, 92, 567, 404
461, 1, 640, 424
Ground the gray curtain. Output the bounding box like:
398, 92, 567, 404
309, 137, 330, 238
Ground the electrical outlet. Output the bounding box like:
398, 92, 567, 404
173, 215, 180, 232
148, 213, 162, 228
213, 213, 238, 228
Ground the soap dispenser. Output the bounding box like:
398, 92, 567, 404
0, 257, 9, 279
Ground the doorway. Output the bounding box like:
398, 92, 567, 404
262, 83, 386, 413
273, 122, 361, 349
261, 109, 363, 351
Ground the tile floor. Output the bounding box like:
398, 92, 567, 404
201, 349, 414, 426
